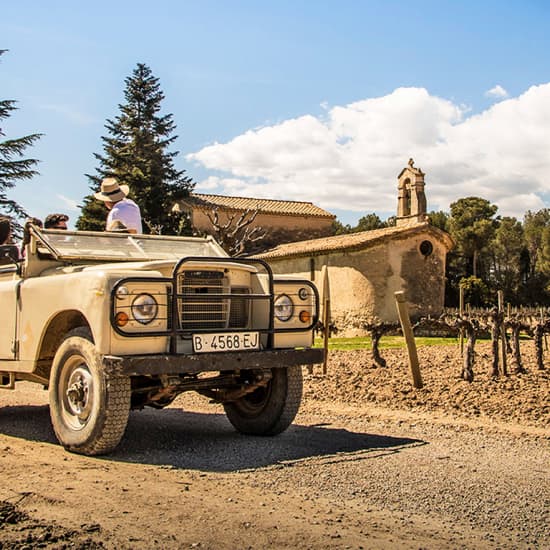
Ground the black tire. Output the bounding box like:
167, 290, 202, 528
49, 328, 131, 456
223, 366, 303, 436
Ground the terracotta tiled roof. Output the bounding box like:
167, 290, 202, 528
254, 223, 453, 259
183, 193, 335, 219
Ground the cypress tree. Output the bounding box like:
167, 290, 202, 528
77, 63, 194, 234
0, 50, 42, 230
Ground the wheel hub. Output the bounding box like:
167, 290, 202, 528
65, 366, 93, 421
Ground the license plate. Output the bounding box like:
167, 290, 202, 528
192, 332, 260, 353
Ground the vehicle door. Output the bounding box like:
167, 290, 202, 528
0, 263, 21, 360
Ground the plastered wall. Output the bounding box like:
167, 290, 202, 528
267, 234, 447, 335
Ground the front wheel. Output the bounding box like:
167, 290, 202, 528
49, 328, 131, 455
223, 366, 303, 436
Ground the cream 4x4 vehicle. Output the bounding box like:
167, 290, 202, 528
0, 227, 322, 455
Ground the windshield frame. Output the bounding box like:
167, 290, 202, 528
30, 228, 228, 262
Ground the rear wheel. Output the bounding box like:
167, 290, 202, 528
49, 328, 130, 455
223, 366, 302, 435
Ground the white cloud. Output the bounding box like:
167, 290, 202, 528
195, 176, 224, 191
195, 176, 248, 193
57, 194, 80, 212
187, 85, 550, 220
485, 85, 509, 100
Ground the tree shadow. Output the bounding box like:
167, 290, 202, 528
0, 405, 426, 472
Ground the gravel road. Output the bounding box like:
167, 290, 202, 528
0, 345, 548, 549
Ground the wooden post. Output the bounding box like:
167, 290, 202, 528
541, 308, 548, 352
459, 286, 464, 356
321, 265, 331, 375
394, 291, 423, 389
498, 290, 507, 375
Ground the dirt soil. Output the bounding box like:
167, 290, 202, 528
0, 342, 548, 549
307, 341, 549, 429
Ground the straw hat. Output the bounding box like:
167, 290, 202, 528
94, 177, 129, 202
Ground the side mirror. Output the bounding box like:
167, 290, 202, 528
0, 245, 22, 276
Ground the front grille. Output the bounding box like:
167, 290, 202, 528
177, 270, 249, 330
229, 288, 250, 328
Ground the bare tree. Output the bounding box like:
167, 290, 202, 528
205, 208, 267, 256
144, 219, 163, 235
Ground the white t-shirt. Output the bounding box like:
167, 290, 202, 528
107, 198, 143, 233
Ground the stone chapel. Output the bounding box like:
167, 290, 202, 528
255, 160, 453, 334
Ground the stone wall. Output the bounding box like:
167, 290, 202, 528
192, 209, 334, 253
266, 232, 448, 336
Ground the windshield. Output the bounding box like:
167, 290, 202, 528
34, 229, 228, 262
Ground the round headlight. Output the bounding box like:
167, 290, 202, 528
131, 294, 158, 325
116, 285, 130, 299
298, 287, 309, 300
274, 294, 294, 322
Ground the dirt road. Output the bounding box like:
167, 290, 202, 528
0, 345, 548, 549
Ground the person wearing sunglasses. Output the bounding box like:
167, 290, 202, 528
44, 213, 69, 230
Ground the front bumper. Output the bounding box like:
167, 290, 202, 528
104, 348, 325, 376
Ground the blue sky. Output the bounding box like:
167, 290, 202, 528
2, 0, 550, 227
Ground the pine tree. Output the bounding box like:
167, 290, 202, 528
77, 63, 194, 234
0, 50, 42, 229
353, 213, 388, 232
76, 192, 108, 232
448, 197, 498, 279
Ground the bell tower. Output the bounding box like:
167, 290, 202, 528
397, 158, 428, 226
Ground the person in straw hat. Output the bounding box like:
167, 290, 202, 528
94, 177, 142, 234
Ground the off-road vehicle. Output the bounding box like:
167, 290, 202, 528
0, 227, 322, 455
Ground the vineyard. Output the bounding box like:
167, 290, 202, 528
311, 299, 549, 430
330, 304, 550, 383
437, 306, 549, 380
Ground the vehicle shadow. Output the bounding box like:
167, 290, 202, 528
0, 405, 426, 472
